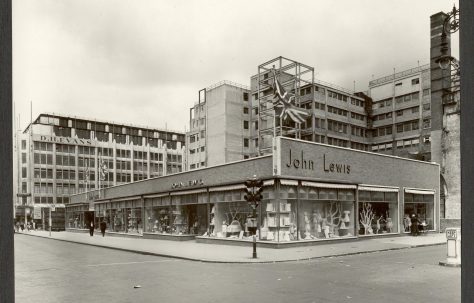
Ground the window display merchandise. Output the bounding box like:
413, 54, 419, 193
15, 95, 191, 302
144, 193, 207, 236
358, 190, 398, 235
404, 192, 434, 231
296, 186, 355, 241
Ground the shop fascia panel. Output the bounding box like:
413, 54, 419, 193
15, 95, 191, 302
404, 188, 436, 195
358, 185, 399, 192
301, 181, 357, 189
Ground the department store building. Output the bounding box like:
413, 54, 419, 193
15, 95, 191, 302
68, 137, 439, 246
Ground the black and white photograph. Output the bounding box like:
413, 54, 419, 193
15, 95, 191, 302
6, 0, 468, 302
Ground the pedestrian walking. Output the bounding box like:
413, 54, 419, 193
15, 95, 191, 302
89, 220, 95, 236
410, 214, 419, 236
100, 220, 107, 237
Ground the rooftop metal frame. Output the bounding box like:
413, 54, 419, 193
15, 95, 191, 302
256, 56, 314, 156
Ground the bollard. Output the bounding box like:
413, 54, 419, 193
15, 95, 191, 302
252, 235, 257, 258
439, 227, 461, 267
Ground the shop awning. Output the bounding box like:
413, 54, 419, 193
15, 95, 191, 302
143, 193, 169, 199
209, 184, 245, 192
110, 196, 142, 202
358, 185, 399, 192
405, 188, 435, 195
34, 203, 66, 208
263, 179, 274, 186
170, 188, 207, 196
301, 181, 357, 189
280, 179, 299, 186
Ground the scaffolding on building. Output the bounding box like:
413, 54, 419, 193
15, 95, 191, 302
256, 56, 314, 156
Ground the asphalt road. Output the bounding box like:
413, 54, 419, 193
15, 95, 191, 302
15, 234, 460, 303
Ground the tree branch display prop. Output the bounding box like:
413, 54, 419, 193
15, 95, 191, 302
324, 201, 342, 236
359, 202, 375, 235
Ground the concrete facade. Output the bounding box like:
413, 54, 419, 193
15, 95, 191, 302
186, 81, 251, 170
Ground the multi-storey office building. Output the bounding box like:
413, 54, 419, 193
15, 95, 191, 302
14, 113, 185, 229
186, 81, 252, 170
368, 65, 432, 160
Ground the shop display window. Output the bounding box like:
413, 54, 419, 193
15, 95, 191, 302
261, 185, 296, 242
144, 193, 207, 236
67, 211, 85, 229
111, 209, 126, 232
358, 190, 399, 235
298, 187, 355, 240
403, 193, 434, 231
126, 208, 142, 234
209, 189, 258, 240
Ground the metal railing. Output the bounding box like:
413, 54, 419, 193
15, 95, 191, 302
369, 64, 430, 87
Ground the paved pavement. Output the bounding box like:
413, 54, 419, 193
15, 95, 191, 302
16, 229, 448, 263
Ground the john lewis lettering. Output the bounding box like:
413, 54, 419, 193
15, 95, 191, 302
285, 149, 350, 174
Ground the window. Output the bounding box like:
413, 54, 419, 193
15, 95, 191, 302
243, 92, 249, 101
243, 121, 249, 130
386, 126, 393, 135
22, 153, 27, 163
396, 110, 403, 116
21, 140, 26, 150
411, 78, 420, 85
423, 103, 431, 111
412, 121, 420, 130
244, 138, 249, 147
395, 82, 402, 86
412, 107, 419, 113
423, 89, 430, 96
396, 124, 403, 133
423, 119, 431, 129
243, 107, 249, 114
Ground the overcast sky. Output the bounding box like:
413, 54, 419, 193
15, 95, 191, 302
13, 0, 459, 133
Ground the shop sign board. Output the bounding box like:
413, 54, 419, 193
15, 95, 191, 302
34, 134, 94, 146
273, 137, 440, 188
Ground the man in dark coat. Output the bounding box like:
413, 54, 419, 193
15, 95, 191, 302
100, 220, 107, 237
410, 214, 419, 236
89, 220, 94, 236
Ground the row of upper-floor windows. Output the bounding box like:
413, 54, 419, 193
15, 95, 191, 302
373, 103, 430, 121
37, 116, 184, 141
189, 162, 206, 170
28, 144, 170, 161
372, 136, 430, 152
372, 119, 430, 137
189, 131, 206, 143
189, 146, 205, 154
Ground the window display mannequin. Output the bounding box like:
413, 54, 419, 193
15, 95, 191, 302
338, 211, 350, 236
386, 217, 393, 233
209, 213, 215, 236
312, 211, 322, 237
303, 212, 312, 240
375, 216, 384, 234
222, 220, 228, 237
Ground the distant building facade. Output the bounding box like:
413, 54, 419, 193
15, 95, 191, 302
14, 113, 185, 229
368, 64, 432, 160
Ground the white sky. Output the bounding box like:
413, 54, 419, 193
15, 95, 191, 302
13, 0, 459, 133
